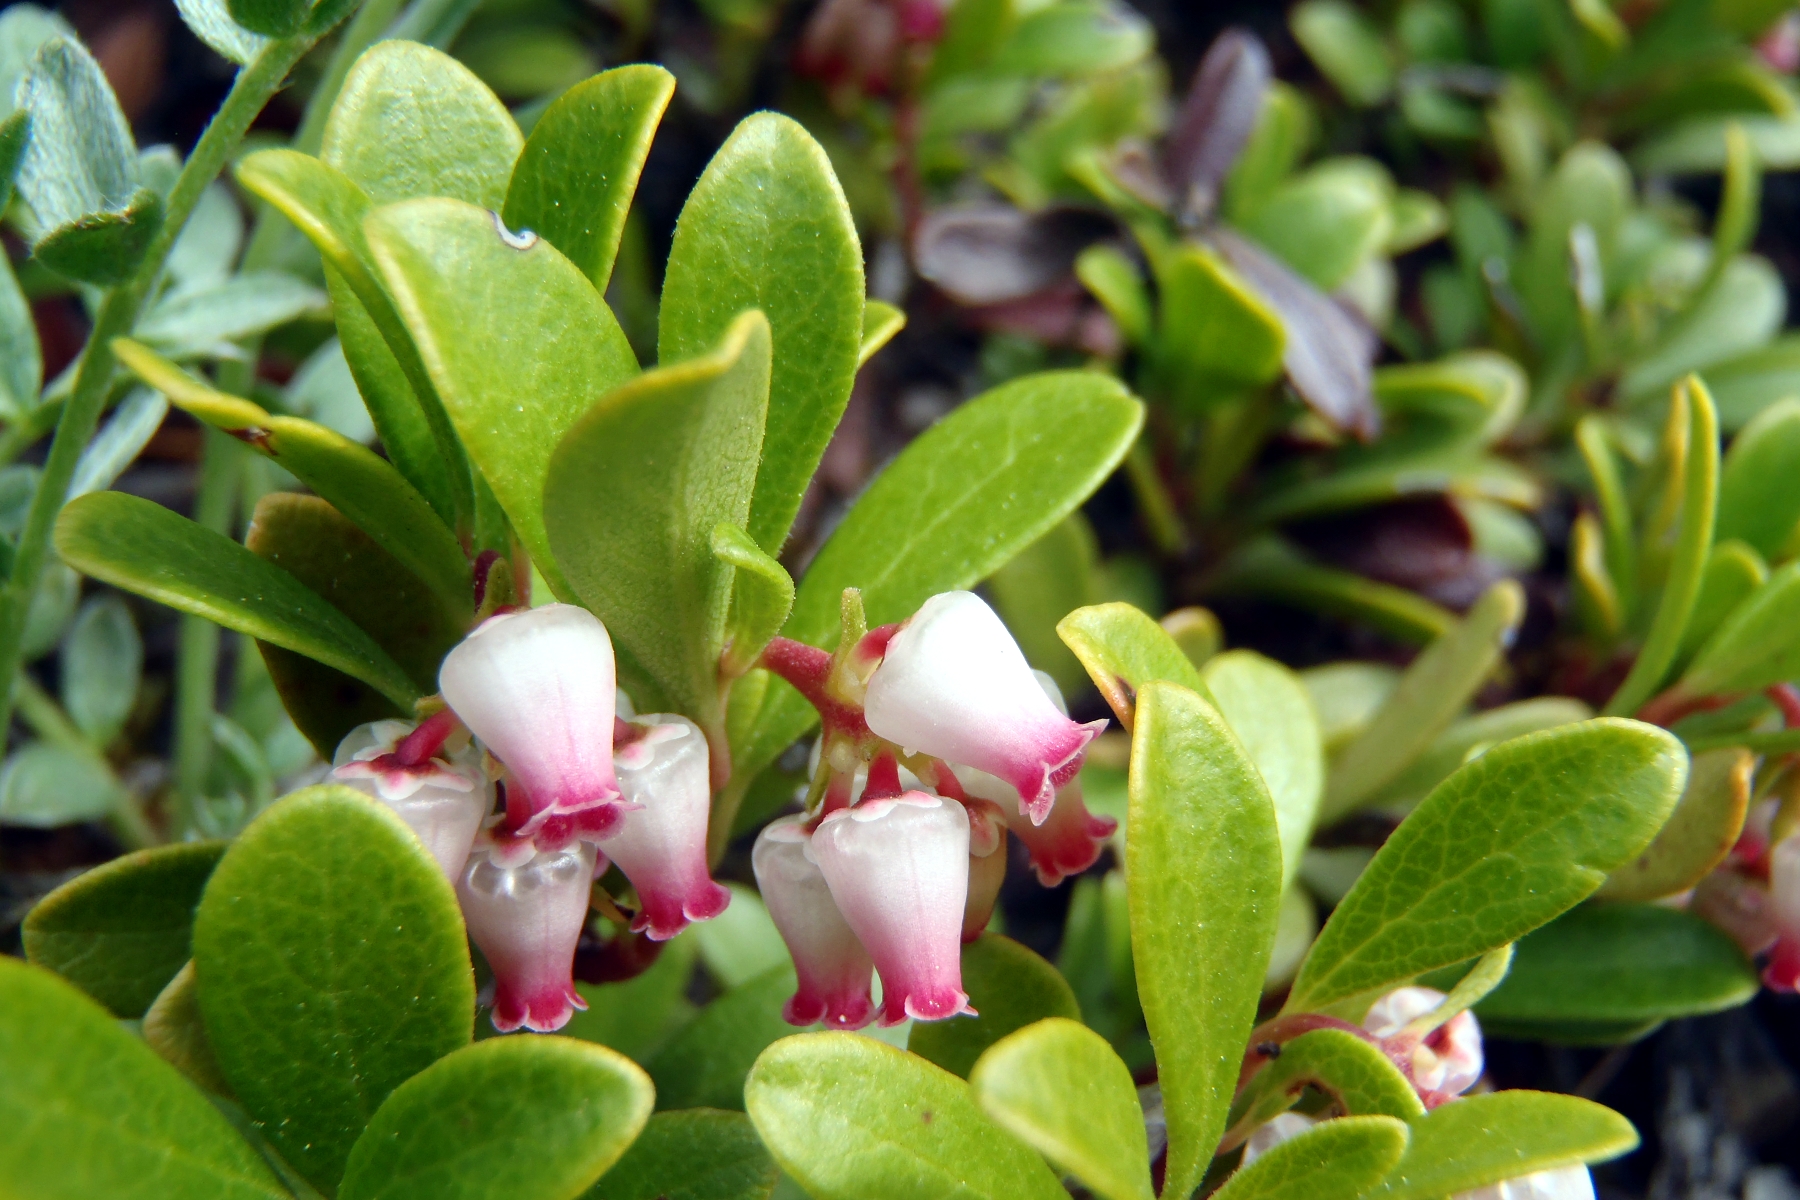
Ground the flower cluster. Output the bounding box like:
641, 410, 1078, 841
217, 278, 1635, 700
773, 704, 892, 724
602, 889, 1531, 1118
1243, 987, 1594, 1200
1694, 798, 1800, 992
330, 603, 731, 1033
752, 590, 1113, 1028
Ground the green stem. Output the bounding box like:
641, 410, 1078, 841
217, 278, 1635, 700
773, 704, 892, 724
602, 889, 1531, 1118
172, 430, 242, 828
1125, 438, 1186, 556
0, 32, 320, 744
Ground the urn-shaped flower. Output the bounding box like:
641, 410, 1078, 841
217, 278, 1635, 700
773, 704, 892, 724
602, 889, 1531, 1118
603, 714, 731, 941
753, 816, 876, 1029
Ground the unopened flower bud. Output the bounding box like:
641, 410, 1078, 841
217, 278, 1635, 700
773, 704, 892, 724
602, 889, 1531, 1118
331, 719, 490, 878
1765, 836, 1800, 991
603, 714, 730, 941
812, 791, 976, 1024
864, 592, 1105, 824
457, 835, 597, 1033
439, 604, 626, 845
962, 800, 1008, 941
1364, 986, 1483, 1096
753, 816, 876, 1029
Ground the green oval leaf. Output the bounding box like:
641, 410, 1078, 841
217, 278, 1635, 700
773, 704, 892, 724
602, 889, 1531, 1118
660, 112, 864, 555
143, 960, 232, 1095
366, 196, 640, 587
1202, 650, 1323, 890
1228, 1029, 1422, 1143
1597, 747, 1750, 902
322, 40, 520, 209
745, 1033, 1066, 1200
340, 1036, 653, 1200
969, 1017, 1155, 1200
588, 1108, 779, 1200
907, 933, 1081, 1079
545, 310, 769, 733
1715, 398, 1800, 562
1678, 540, 1768, 664
1217, 1115, 1409, 1200
54, 491, 420, 709
1289, 719, 1688, 1014
194, 784, 475, 1191
1153, 243, 1285, 404
1057, 601, 1207, 731
503, 64, 673, 295
1476, 903, 1759, 1031
1371, 1091, 1637, 1200
0, 957, 288, 1200
1677, 558, 1800, 698
22, 840, 224, 1017
648, 964, 797, 1112
1130, 681, 1283, 1200
1240, 160, 1391, 291
713, 523, 796, 679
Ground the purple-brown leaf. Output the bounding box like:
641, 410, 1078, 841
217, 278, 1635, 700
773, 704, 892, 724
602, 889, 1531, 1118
913, 205, 1116, 305
1165, 29, 1271, 224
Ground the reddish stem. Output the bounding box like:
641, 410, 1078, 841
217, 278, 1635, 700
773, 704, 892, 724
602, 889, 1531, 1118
1769, 684, 1800, 728
394, 708, 462, 766
471, 549, 502, 609
864, 751, 903, 801
1237, 1013, 1378, 1092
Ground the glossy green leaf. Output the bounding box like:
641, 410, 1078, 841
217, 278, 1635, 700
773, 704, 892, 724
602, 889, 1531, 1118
1211, 538, 1456, 646
113, 338, 471, 613
1702, 333, 1800, 431
1303, 662, 1399, 753
1370, 1091, 1638, 1200
1076, 244, 1151, 347
589, 1109, 779, 1200
1154, 242, 1285, 404
503, 64, 673, 295
1519, 143, 1630, 345
1217, 1116, 1409, 1200
1373, 351, 1526, 447
1364, 698, 1594, 814
142, 960, 231, 1096
1598, 747, 1750, 901
690, 886, 788, 991
246, 493, 464, 753
22, 840, 224, 1017
564, 934, 699, 1064
969, 1017, 1153, 1200
1677, 558, 1800, 698
994, 1, 1152, 76
730, 373, 1142, 826
1678, 540, 1767, 663
1228, 1029, 1422, 1143
1225, 80, 1315, 221
1622, 258, 1785, 403
0, 742, 119, 827
908, 934, 1081, 1079
367, 197, 640, 586
194, 785, 475, 1190
340, 1037, 653, 1200
1289, 720, 1687, 1014
715, 524, 796, 679
323, 40, 520, 208
545, 310, 767, 735
55, 492, 420, 709
988, 514, 1099, 696
745, 1033, 1066, 1200
1057, 600, 1206, 731
232, 148, 458, 525
1609, 379, 1721, 716
1478, 902, 1757, 1031
0, 957, 288, 1200
1290, 0, 1393, 106
858, 299, 906, 367
660, 113, 862, 555
1321, 581, 1523, 823
1130, 682, 1283, 1200
1202, 650, 1323, 890
59, 593, 141, 744
1716, 398, 1800, 559
1240, 160, 1391, 291
225, 0, 305, 36
649, 964, 796, 1111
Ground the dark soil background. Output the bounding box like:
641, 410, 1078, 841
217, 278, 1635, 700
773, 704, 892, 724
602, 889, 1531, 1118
5, 3, 1800, 1196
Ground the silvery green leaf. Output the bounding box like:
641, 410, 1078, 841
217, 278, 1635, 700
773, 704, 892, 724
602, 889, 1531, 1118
0, 5, 73, 117
174, 0, 270, 67
285, 337, 373, 443
136, 145, 179, 199
136, 271, 328, 358
0, 742, 122, 827
61, 594, 141, 745
67, 388, 169, 499
22, 561, 78, 658
166, 182, 244, 288
0, 244, 40, 416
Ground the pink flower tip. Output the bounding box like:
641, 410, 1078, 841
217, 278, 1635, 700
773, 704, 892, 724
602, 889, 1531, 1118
457, 835, 598, 1034
604, 715, 731, 941
754, 816, 876, 1030
864, 591, 1105, 825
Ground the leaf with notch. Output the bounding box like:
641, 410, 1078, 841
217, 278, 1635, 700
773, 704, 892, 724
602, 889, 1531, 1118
970, 1017, 1154, 1200
1597, 747, 1749, 902
55, 491, 420, 709
503, 64, 673, 295
22, 840, 224, 1017
660, 112, 863, 555
338, 1037, 653, 1200
194, 785, 474, 1192
1130, 681, 1283, 1200
545, 311, 767, 737
1227, 1029, 1421, 1143
745, 1033, 1066, 1200
1288, 719, 1688, 1014
0, 957, 288, 1200
368, 197, 640, 590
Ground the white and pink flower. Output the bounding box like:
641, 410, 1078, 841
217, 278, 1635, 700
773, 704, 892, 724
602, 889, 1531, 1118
863, 592, 1105, 824
439, 604, 629, 847
753, 815, 877, 1029
331, 717, 490, 879
1363, 985, 1484, 1098
603, 714, 731, 941
810, 790, 976, 1024
1765, 834, 1800, 991
457, 832, 598, 1033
